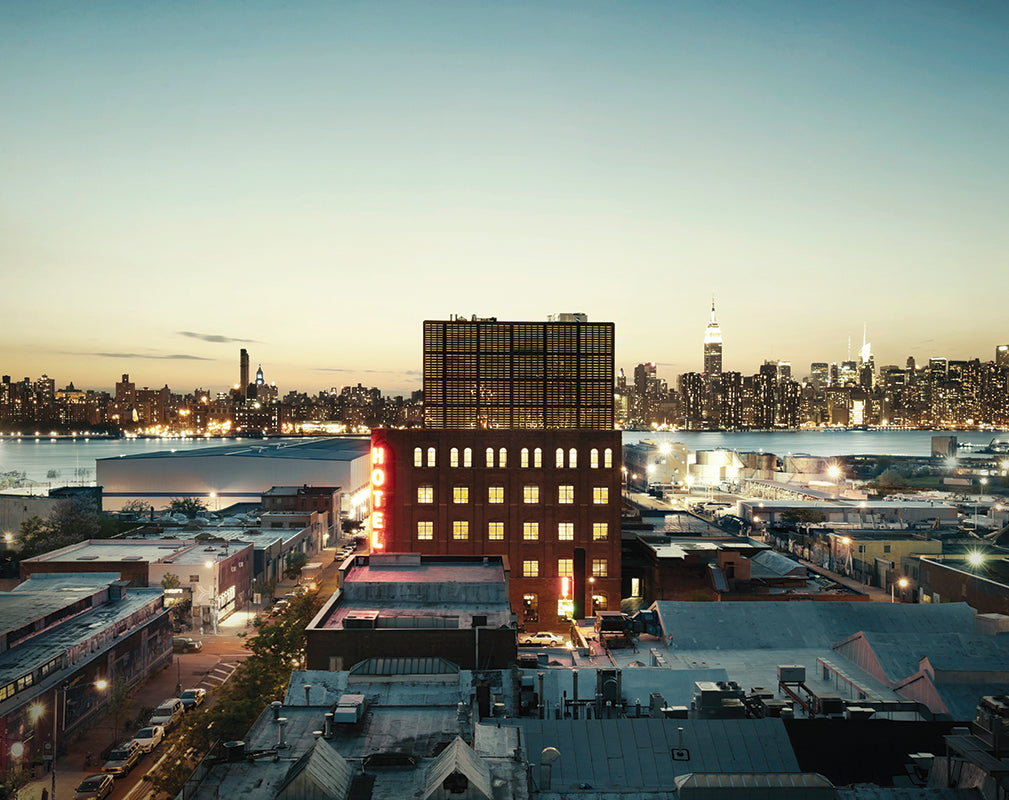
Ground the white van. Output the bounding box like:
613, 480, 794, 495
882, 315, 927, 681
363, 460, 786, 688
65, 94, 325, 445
149, 698, 185, 730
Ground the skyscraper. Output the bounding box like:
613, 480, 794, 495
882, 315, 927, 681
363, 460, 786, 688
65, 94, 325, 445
240, 348, 249, 392
422, 315, 614, 429
703, 300, 723, 380
997, 345, 1009, 370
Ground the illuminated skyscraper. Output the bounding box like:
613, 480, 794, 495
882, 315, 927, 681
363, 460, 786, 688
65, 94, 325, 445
703, 300, 723, 380
997, 345, 1009, 370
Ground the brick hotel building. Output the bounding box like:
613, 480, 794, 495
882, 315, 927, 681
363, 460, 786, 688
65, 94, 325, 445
370, 315, 621, 630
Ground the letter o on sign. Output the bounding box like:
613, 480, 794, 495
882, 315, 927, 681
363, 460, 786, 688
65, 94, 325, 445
371, 468, 385, 486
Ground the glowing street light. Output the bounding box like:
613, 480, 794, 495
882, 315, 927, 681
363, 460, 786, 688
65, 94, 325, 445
967, 551, 985, 569
891, 576, 909, 603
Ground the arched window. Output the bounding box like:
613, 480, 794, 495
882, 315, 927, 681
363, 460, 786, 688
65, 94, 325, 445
463, 447, 472, 468
533, 448, 542, 468
555, 448, 564, 468
521, 448, 530, 468
414, 447, 422, 468
498, 447, 507, 467
590, 448, 599, 469
486, 447, 495, 467
604, 448, 613, 468
426, 447, 436, 467
450, 447, 459, 468
568, 448, 577, 468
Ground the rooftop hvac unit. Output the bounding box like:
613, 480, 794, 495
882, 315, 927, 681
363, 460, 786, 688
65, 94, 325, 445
777, 664, 806, 683
343, 611, 378, 629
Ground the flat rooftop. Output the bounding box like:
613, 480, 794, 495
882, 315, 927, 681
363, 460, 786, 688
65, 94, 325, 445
344, 556, 506, 584
97, 436, 369, 463
23, 539, 194, 564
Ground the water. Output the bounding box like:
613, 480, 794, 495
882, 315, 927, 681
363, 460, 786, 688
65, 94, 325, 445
2, 430, 1004, 488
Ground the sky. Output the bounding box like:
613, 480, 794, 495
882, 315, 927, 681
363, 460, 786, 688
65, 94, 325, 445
2, 1, 1007, 397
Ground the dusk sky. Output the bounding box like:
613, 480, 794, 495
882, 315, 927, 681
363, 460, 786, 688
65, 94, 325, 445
2, 1, 1007, 397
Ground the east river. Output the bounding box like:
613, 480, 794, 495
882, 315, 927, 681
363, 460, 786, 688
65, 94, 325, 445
1, 429, 1006, 488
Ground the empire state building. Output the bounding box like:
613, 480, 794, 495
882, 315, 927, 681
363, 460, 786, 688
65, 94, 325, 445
703, 300, 723, 380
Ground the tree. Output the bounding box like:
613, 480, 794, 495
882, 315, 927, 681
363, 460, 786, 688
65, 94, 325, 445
167, 497, 206, 518
15, 516, 51, 559
161, 573, 181, 591
121, 499, 153, 518
779, 508, 828, 525
0, 764, 30, 800
284, 551, 308, 579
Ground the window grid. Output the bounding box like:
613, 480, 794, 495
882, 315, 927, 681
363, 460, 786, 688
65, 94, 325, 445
558, 522, 574, 541
593, 522, 608, 541
488, 522, 504, 540
523, 560, 539, 578
523, 522, 540, 541
523, 485, 540, 504
417, 521, 433, 540
593, 486, 609, 504
558, 559, 573, 577
417, 486, 433, 504
558, 485, 574, 504
453, 486, 469, 504
592, 558, 608, 577
453, 521, 469, 540
488, 486, 504, 504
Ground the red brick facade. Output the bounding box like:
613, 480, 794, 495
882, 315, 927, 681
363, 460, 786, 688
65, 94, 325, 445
370, 428, 622, 631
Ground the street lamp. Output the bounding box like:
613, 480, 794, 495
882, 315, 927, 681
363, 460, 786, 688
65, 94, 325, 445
827, 464, 842, 498
891, 576, 909, 603
975, 477, 988, 529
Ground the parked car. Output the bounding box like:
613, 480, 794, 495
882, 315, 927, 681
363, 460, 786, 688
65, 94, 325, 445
74, 774, 115, 800
130, 725, 165, 753
518, 631, 567, 647
179, 688, 206, 711
149, 698, 185, 730
173, 636, 203, 653
102, 740, 142, 776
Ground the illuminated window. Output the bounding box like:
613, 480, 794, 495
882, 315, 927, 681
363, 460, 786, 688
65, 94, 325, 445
558, 522, 574, 541
450, 447, 459, 467
592, 522, 608, 541
555, 448, 564, 468
488, 522, 504, 540
463, 447, 472, 467
558, 558, 573, 577
523, 560, 539, 578
523, 485, 540, 504
453, 521, 469, 540
417, 486, 433, 504
498, 447, 507, 467
592, 592, 608, 612
593, 486, 609, 504
604, 448, 613, 468
417, 521, 433, 540
533, 448, 542, 468
523, 522, 539, 541
521, 448, 529, 468
592, 558, 608, 577
427, 447, 436, 467
569, 448, 577, 468
558, 485, 574, 504
453, 486, 469, 504
488, 486, 504, 504
590, 448, 599, 468
413, 447, 422, 467
485, 447, 494, 467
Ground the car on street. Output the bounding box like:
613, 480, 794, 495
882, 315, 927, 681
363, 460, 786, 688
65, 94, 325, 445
130, 725, 165, 753
173, 636, 203, 653
74, 774, 115, 800
102, 740, 142, 776
518, 631, 567, 647
149, 697, 185, 730
179, 688, 206, 711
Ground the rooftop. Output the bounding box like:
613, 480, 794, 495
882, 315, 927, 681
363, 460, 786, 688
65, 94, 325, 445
98, 436, 369, 464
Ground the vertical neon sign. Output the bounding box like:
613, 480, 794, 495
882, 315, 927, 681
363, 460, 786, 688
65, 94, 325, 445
370, 436, 387, 550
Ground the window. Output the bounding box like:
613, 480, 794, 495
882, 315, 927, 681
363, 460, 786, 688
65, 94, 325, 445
558, 558, 573, 577
590, 448, 599, 468
486, 447, 494, 467
417, 521, 433, 540
523, 522, 539, 541
488, 522, 504, 540
463, 447, 472, 467
558, 485, 574, 504
453, 486, 469, 504
414, 447, 423, 467
555, 448, 564, 468
523, 593, 539, 623
499, 447, 507, 467
523, 560, 539, 578
533, 448, 542, 468
569, 448, 578, 468
453, 521, 469, 540
558, 522, 574, 541
189, 575, 200, 582
488, 486, 504, 504
427, 447, 436, 467
450, 447, 459, 467
592, 558, 608, 577
593, 486, 609, 504
521, 448, 529, 468
417, 486, 433, 504
523, 485, 540, 504
604, 448, 613, 468
592, 522, 608, 541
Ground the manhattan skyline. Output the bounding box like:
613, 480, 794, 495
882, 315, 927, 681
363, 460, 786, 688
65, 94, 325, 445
2, 1, 1007, 396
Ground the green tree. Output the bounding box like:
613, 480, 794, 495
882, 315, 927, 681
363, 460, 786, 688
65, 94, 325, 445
0, 764, 31, 800
779, 508, 828, 525
284, 551, 309, 579
108, 679, 133, 745
167, 497, 206, 518
161, 573, 181, 591
15, 516, 50, 558
121, 499, 153, 518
